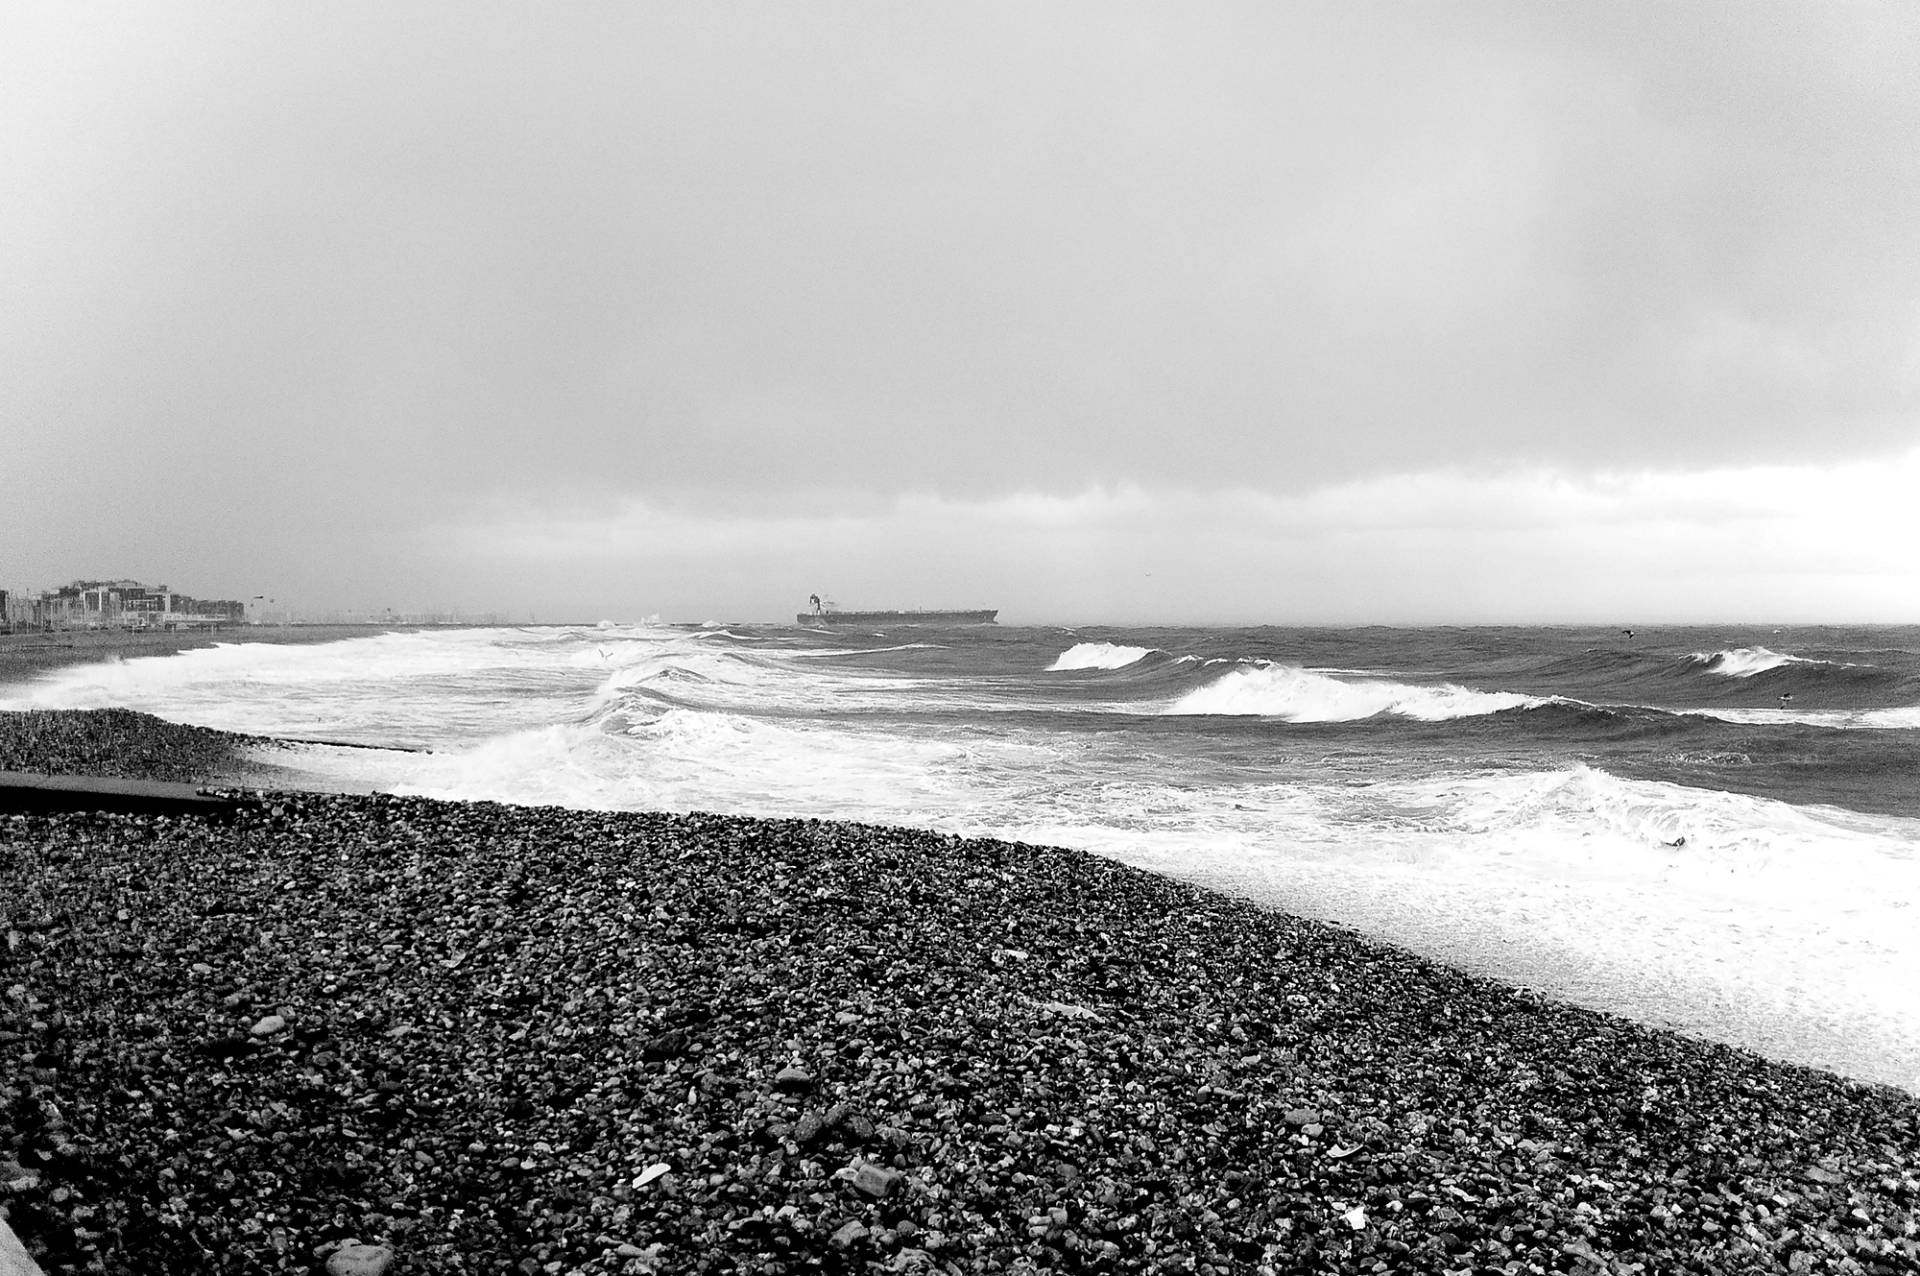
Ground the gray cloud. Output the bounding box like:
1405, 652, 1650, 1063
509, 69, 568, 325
5, 2, 1918, 613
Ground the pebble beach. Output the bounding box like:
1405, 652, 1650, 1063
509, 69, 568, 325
3, 697, 1919, 1274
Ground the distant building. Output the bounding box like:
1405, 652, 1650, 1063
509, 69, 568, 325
11, 579, 245, 631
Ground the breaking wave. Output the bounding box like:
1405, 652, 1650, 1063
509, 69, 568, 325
1163, 663, 1543, 721
1048, 642, 1159, 672
1690, 646, 1829, 677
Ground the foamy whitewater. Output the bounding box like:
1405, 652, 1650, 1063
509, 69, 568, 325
10, 622, 1920, 1092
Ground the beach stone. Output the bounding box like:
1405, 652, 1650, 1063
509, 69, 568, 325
847, 1161, 903, 1199
774, 1065, 813, 1093
195, 1033, 254, 1060
1561, 1238, 1605, 1271
326, 1243, 395, 1276
829, 1221, 869, 1249
249, 1013, 287, 1037
638, 1028, 690, 1060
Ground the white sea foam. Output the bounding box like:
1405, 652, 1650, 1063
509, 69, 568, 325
1163, 662, 1541, 721
1, 631, 559, 747
0, 625, 692, 748
1690, 646, 1823, 677
1687, 705, 1920, 730
1047, 642, 1158, 672
278, 707, 1054, 830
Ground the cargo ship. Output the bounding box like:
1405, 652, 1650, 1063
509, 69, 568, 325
798, 595, 997, 627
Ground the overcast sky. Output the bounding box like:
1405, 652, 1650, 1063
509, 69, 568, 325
5, 2, 1918, 623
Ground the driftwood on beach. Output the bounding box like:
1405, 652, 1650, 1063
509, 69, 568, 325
1, 708, 1917, 1275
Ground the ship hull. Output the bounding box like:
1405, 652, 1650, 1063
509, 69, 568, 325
797, 609, 998, 626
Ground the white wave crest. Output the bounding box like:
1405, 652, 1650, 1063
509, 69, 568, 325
1693, 704, 1920, 730
798, 643, 948, 658
1048, 642, 1158, 672
1163, 663, 1540, 721
1690, 646, 1820, 677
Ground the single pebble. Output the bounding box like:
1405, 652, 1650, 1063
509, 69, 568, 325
848, 1161, 903, 1199
326, 1242, 395, 1276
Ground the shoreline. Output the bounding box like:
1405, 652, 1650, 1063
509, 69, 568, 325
2, 712, 1917, 1273
0, 625, 468, 692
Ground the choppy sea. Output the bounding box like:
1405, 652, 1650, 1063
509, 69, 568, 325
8, 622, 1919, 1092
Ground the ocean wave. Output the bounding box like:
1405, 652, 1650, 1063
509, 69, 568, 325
594, 651, 791, 719
1047, 642, 1159, 672
1689, 646, 1831, 677
797, 643, 950, 658
1495, 699, 1706, 741
1162, 663, 1541, 721
1691, 704, 1920, 730
627, 665, 714, 685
